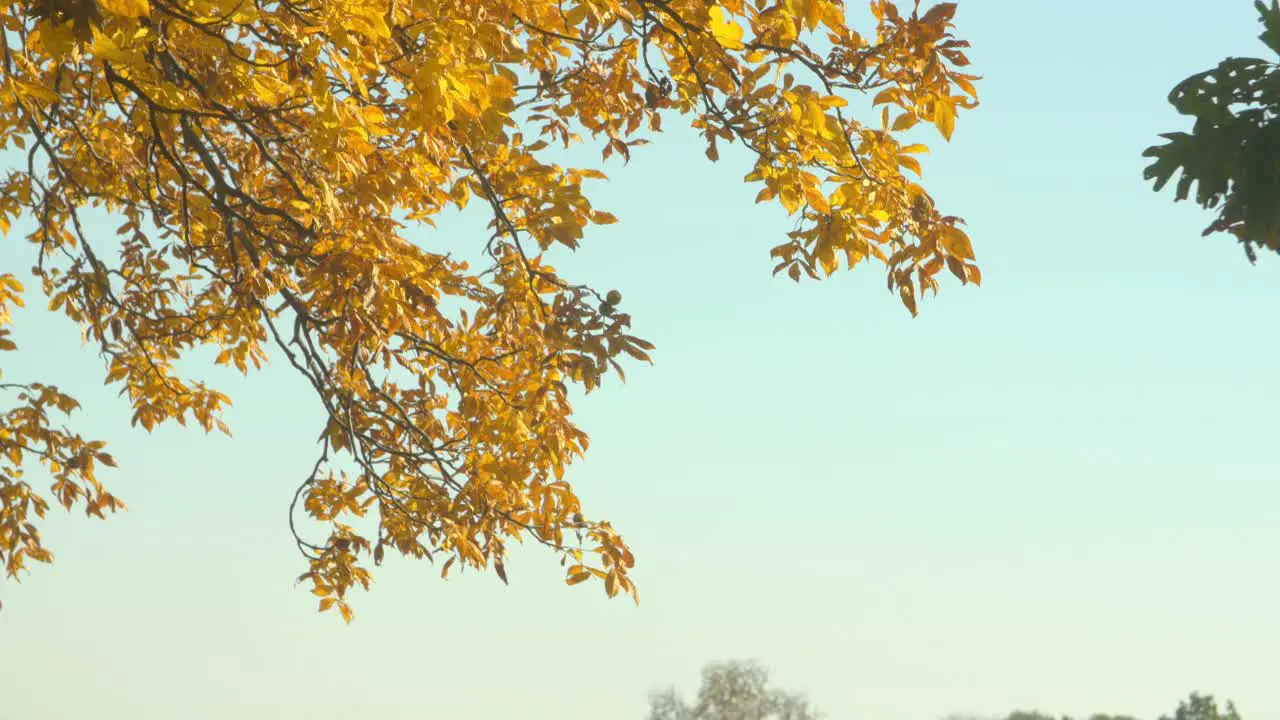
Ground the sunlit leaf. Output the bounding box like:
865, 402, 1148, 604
709, 6, 745, 50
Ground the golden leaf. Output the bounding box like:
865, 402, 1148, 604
942, 225, 975, 260
708, 6, 746, 50
934, 102, 956, 141
98, 0, 151, 18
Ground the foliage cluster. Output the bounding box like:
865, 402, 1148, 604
0, 0, 979, 619
1144, 0, 1280, 262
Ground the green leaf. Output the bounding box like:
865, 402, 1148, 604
1256, 0, 1280, 56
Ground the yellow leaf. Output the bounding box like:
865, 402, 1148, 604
564, 3, 588, 25
872, 88, 899, 106
807, 100, 826, 133
817, 244, 838, 274
450, 180, 470, 210
942, 226, 974, 259
803, 185, 830, 214
934, 102, 956, 141
779, 187, 801, 214
899, 285, 918, 316
803, 0, 822, 31
33, 21, 77, 60
952, 73, 980, 99
708, 6, 745, 50
98, 0, 151, 17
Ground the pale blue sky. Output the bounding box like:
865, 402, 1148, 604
2, 2, 1279, 719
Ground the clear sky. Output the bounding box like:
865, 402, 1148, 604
2, 1, 1279, 719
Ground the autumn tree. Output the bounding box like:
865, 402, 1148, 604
1143, 0, 1280, 262
0, 0, 980, 619
647, 659, 821, 720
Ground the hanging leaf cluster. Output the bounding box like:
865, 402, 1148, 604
1143, 0, 1280, 262
0, 0, 980, 620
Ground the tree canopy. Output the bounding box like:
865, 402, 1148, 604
942, 693, 1240, 720
1143, 0, 1280, 262
647, 660, 821, 720
0, 0, 980, 619
1158, 694, 1242, 720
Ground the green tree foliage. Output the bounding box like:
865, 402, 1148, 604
942, 696, 1231, 720
1000, 710, 1141, 720
1005, 712, 1060, 720
647, 660, 821, 720
1143, 0, 1280, 262
1158, 694, 1242, 720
